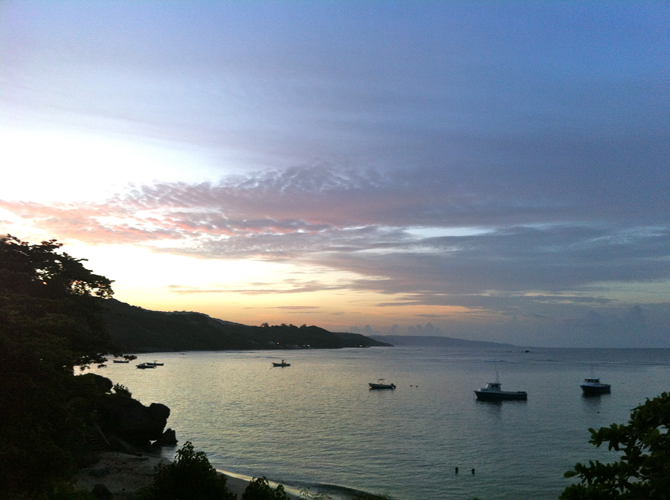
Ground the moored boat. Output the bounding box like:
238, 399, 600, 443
474, 381, 527, 401
369, 379, 396, 389
272, 360, 290, 367
113, 359, 129, 363
580, 377, 611, 395
136, 362, 156, 369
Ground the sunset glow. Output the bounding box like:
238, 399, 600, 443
2, 1, 669, 346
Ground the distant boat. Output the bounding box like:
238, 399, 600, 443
272, 360, 290, 367
474, 381, 527, 401
369, 379, 396, 390
113, 359, 129, 364
580, 377, 611, 395
136, 363, 156, 369
147, 361, 164, 366
475, 363, 527, 401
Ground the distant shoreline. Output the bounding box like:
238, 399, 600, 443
370, 334, 516, 348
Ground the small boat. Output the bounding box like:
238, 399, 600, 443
580, 377, 611, 395
272, 360, 290, 367
474, 381, 527, 401
136, 363, 156, 369
146, 361, 164, 367
475, 362, 527, 401
113, 359, 129, 364
369, 379, 396, 389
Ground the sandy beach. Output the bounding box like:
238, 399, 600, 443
75, 451, 303, 499
75, 452, 168, 499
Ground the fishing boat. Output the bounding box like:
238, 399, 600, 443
369, 379, 396, 389
136, 363, 156, 369
580, 377, 611, 395
113, 359, 129, 363
272, 360, 290, 367
474, 381, 527, 401
475, 363, 527, 401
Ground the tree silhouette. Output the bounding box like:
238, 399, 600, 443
0, 235, 116, 496
561, 392, 670, 500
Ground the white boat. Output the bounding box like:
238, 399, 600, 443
369, 379, 396, 389
580, 377, 611, 395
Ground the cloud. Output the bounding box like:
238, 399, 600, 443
165, 279, 347, 296
3, 166, 669, 303
273, 306, 320, 310
2, 2, 669, 346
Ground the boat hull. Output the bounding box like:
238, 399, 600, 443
581, 384, 611, 395
474, 390, 527, 401
369, 383, 396, 389
272, 363, 290, 367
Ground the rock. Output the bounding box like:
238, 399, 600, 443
98, 395, 171, 447
152, 428, 177, 447
148, 403, 170, 423
77, 373, 114, 395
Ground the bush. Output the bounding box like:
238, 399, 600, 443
243, 477, 289, 500
112, 384, 132, 398
560, 392, 670, 500
139, 441, 235, 500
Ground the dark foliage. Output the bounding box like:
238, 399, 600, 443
139, 441, 235, 500
560, 392, 670, 500
242, 477, 290, 500
0, 235, 117, 497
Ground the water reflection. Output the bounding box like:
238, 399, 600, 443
581, 392, 606, 409
83, 347, 670, 500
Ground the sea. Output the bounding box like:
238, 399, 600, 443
86, 346, 670, 500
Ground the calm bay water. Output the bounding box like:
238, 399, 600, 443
88, 346, 670, 500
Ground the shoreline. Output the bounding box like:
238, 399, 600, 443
218, 469, 305, 499
75, 451, 314, 499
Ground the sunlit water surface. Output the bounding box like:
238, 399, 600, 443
87, 347, 670, 500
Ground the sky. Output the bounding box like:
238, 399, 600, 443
1, 1, 669, 347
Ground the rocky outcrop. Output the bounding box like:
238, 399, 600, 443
70, 373, 175, 449
98, 394, 171, 447
152, 428, 178, 447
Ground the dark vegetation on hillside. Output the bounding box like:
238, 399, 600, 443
0, 235, 118, 497
103, 298, 391, 353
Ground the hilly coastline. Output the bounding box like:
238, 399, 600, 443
102, 298, 391, 352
